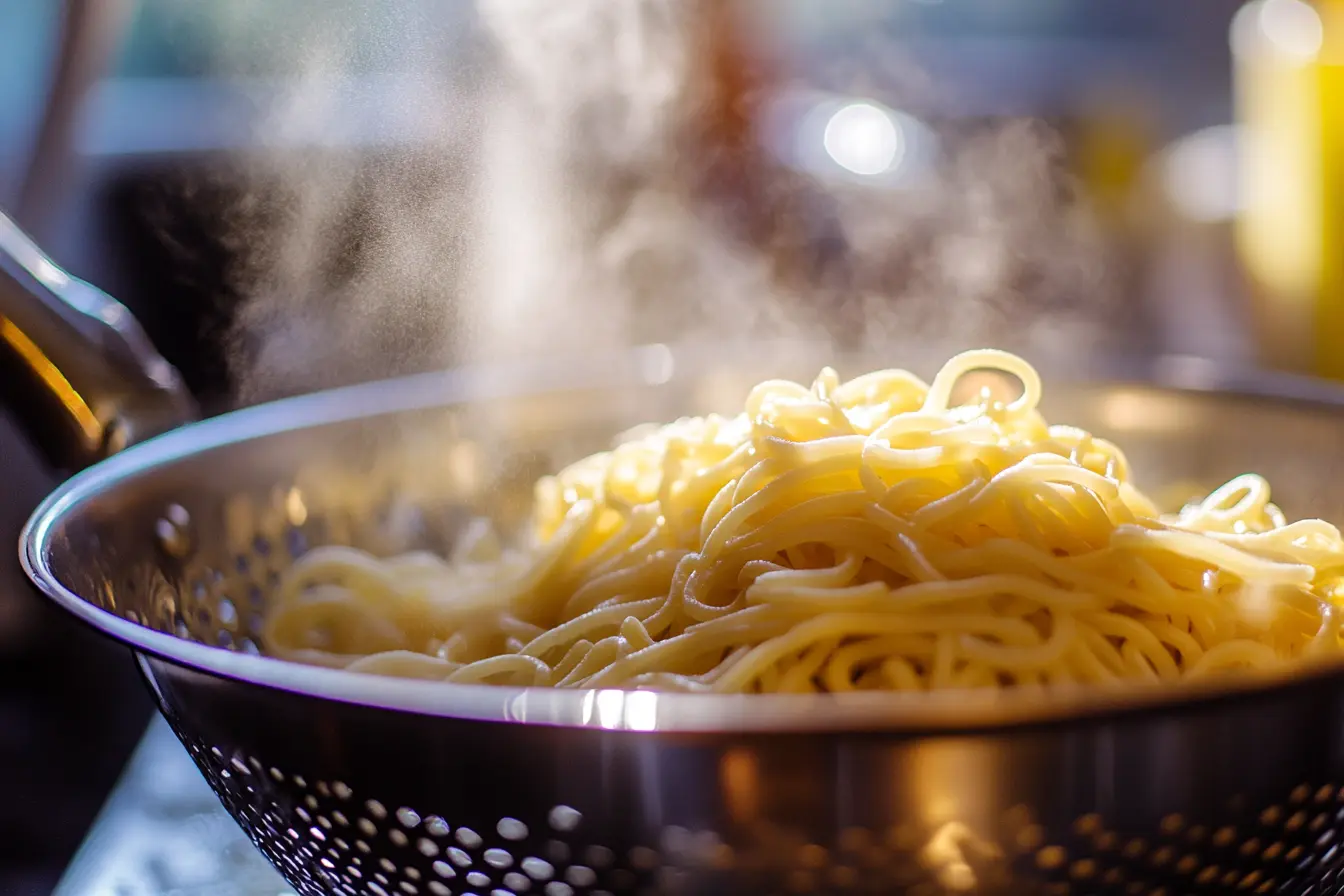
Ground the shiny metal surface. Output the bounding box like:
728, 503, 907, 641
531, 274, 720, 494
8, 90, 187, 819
21, 344, 1344, 894
0, 208, 195, 470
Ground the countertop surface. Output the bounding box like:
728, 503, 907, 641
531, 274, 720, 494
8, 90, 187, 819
54, 716, 290, 896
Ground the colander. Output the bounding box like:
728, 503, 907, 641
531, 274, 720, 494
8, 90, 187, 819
13, 210, 1344, 896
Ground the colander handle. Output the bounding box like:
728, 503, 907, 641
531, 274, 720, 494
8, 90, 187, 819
0, 208, 197, 472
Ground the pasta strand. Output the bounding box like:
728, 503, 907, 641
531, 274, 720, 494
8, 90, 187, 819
263, 349, 1344, 693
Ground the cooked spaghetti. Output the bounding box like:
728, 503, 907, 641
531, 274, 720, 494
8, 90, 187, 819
263, 349, 1344, 692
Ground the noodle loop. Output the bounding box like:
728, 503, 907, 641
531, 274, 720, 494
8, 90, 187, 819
264, 351, 1344, 692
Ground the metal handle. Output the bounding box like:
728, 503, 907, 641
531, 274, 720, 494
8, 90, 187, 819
0, 209, 196, 471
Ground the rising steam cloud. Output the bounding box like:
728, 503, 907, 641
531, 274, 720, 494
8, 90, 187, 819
216, 0, 1119, 404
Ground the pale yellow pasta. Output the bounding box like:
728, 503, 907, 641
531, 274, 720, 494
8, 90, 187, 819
262, 349, 1344, 693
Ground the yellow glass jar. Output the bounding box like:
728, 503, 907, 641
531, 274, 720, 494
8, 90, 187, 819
1233, 0, 1344, 377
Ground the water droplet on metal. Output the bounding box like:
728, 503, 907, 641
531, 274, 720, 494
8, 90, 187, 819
155, 504, 193, 558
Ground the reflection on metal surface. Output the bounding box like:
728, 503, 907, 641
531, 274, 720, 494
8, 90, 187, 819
908, 739, 998, 835
1148, 354, 1229, 392
922, 820, 1004, 891
1097, 389, 1196, 435
0, 208, 196, 469
283, 488, 308, 527
579, 689, 660, 731
720, 748, 761, 823
0, 314, 101, 443
132, 718, 1344, 894
444, 439, 481, 494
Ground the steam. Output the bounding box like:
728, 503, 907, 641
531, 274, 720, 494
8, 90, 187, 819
209, 2, 487, 402
832, 116, 1117, 364
213, 0, 1118, 404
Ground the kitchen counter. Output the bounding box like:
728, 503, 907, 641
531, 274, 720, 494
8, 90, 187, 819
54, 717, 289, 896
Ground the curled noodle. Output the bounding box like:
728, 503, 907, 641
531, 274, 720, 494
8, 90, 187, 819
263, 350, 1344, 693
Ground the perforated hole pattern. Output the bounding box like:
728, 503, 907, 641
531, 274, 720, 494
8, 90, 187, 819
171, 729, 1344, 896
71, 426, 1344, 895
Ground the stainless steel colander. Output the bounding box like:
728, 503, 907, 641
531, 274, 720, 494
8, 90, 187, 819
14, 209, 1344, 896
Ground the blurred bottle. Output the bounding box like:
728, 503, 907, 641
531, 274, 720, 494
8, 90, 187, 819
1232, 0, 1344, 378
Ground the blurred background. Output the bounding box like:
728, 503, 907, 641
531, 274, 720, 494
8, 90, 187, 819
2, 0, 1342, 892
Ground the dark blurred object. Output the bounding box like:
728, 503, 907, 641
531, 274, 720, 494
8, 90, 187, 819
0, 408, 154, 896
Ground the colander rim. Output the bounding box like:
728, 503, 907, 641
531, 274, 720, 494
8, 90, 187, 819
22, 349, 1344, 734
